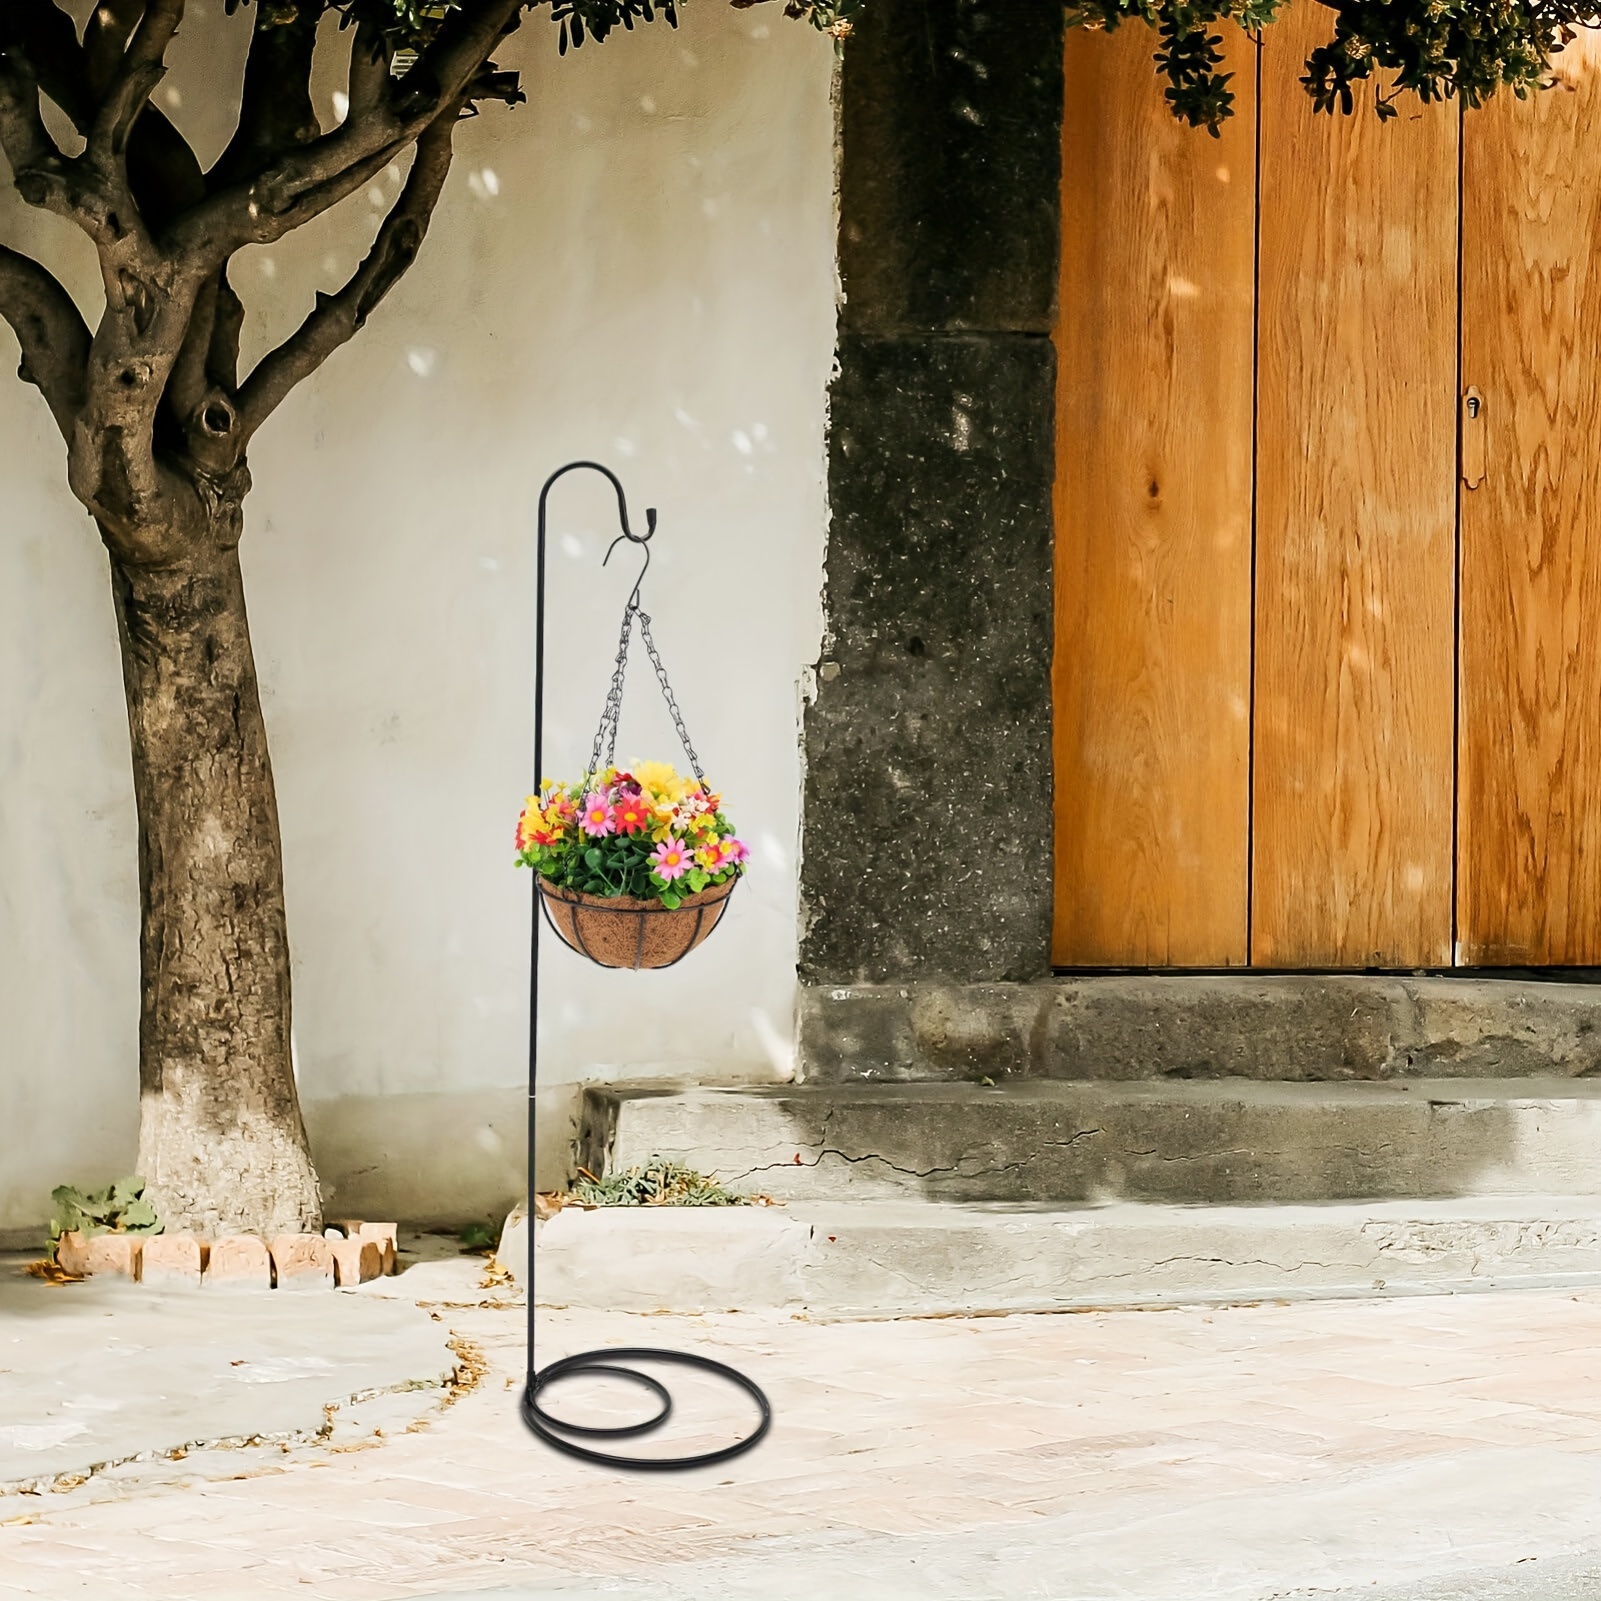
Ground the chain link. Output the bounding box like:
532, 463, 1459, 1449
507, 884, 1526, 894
585, 601, 637, 784
582, 600, 708, 793
637, 609, 708, 790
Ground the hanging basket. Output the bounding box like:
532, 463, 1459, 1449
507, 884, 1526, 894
537, 874, 738, 970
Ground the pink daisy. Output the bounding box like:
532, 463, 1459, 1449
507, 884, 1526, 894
651, 839, 691, 881
579, 792, 615, 837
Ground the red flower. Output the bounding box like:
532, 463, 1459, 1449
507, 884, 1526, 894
612, 795, 652, 835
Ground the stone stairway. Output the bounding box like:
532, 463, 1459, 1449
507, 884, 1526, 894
527, 977, 1601, 1317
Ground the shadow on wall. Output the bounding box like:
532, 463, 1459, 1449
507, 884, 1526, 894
305, 1085, 575, 1228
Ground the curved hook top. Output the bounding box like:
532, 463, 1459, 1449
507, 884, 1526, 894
536, 459, 657, 609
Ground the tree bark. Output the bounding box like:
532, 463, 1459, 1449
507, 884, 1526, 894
110, 506, 320, 1238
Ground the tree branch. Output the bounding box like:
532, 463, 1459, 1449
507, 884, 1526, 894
347, 21, 393, 123
91, 0, 183, 161
3, 1, 93, 134
170, 0, 521, 264
213, 6, 321, 187
0, 242, 90, 439
236, 104, 463, 440
82, 0, 145, 98
0, 46, 82, 222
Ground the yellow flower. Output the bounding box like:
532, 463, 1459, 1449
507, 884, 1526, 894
632, 759, 690, 804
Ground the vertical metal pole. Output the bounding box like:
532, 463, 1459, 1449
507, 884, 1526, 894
528, 475, 550, 1384
527, 460, 633, 1384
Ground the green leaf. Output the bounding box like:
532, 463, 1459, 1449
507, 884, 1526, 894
660, 891, 683, 910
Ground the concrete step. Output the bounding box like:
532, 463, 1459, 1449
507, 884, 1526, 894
582, 1079, 1601, 1206
799, 976, 1601, 1083
510, 1196, 1601, 1318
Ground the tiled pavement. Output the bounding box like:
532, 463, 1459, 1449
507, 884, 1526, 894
2, 1259, 1601, 1599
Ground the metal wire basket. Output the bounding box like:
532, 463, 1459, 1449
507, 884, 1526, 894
536, 874, 738, 970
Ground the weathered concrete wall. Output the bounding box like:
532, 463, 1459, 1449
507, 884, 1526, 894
798, 977, 1601, 1084
800, 0, 1064, 985
0, 4, 836, 1231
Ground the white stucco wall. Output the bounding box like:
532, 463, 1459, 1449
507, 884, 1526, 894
0, 3, 836, 1231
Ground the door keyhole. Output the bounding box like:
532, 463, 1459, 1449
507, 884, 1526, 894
1462, 386, 1486, 489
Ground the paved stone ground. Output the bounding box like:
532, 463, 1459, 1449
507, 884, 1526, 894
0, 1255, 456, 1491
1, 1255, 1600, 1599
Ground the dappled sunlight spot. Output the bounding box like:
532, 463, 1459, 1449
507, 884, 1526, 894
560, 534, 585, 559
732, 430, 753, 456
259, 256, 277, 279
406, 348, 437, 378
468, 168, 502, 201
332, 90, 349, 123
749, 1006, 794, 1077
612, 437, 638, 458
367, 185, 387, 210
163, 86, 182, 111
758, 832, 788, 872
0, 1423, 88, 1451
640, 95, 658, 115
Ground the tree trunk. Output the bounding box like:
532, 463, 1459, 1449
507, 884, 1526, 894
110, 518, 321, 1238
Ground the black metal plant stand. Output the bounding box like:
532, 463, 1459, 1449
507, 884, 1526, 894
521, 460, 773, 1469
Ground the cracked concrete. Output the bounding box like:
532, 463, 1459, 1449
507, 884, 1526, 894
0, 1249, 458, 1492
9, 1286, 1601, 1600
585, 1079, 1601, 1206
509, 1196, 1601, 1318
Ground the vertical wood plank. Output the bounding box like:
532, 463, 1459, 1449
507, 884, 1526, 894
1251, 2, 1459, 968
1459, 34, 1601, 965
1052, 22, 1256, 967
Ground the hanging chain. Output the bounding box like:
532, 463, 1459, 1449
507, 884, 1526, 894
585, 602, 637, 784
581, 601, 708, 794
637, 609, 707, 791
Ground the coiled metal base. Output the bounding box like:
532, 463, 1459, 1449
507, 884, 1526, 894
522, 1346, 773, 1470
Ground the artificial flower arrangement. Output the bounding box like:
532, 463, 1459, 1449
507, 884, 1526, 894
515, 759, 748, 911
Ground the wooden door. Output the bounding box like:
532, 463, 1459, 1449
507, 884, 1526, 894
1051, 22, 1257, 967
1458, 32, 1601, 965
1250, 1, 1460, 968
1053, 11, 1601, 970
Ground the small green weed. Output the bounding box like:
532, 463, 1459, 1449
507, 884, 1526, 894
458, 1221, 499, 1254
570, 1159, 752, 1208
46, 1176, 163, 1261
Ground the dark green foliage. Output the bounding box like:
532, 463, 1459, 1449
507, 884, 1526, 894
221, 0, 855, 57
46, 1176, 164, 1262
1069, 2, 1601, 132
571, 1158, 752, 1206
